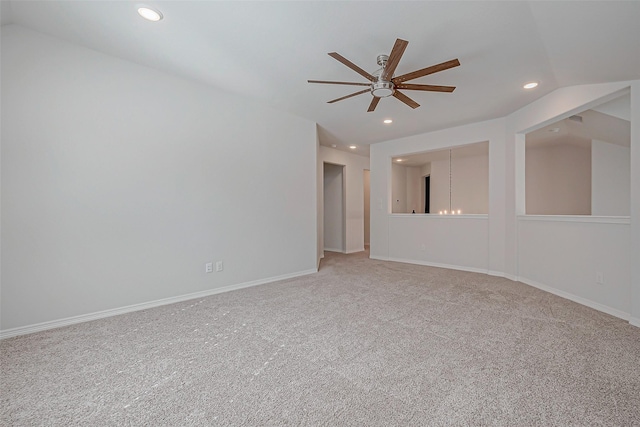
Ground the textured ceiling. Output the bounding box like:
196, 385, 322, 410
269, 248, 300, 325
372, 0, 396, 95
2, 1, 639, 156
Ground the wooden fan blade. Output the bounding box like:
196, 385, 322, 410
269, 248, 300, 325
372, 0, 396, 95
393, 90, 420, 109
308, 80, 371, 87
327, 88, 371, 104
328, 52, 376, 82
381, 38, 408, 81
392, 59, 460, 84
395, 84, 456, 92
367, 97, 381, 112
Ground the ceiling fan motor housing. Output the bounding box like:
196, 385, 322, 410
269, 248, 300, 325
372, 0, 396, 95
372, 54, 394, 97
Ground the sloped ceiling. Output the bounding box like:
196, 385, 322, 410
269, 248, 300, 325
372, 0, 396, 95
2, 1, 639, 156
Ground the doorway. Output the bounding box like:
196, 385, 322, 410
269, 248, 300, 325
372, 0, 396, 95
424, 175, 430, 213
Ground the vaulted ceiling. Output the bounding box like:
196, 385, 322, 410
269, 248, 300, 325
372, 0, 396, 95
2, 1, 639, 155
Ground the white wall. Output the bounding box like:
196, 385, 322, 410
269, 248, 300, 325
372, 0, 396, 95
451, 153, 489, 214
429, 158, 450, 213
631, 82, 640, 326
526, 139, 592, 215
316, 129, 323, 267
592, 139, 630, 216
388, 216, 488, 272
406, 166, 422, 214
391, 163, 407, 213
392, 164, 423, 214
363, 170, 370, 246
1, 25, 318, 334
323, 163, 344, 252
518, 217, 630, 317
371, 80, 640, 326
319, 146, 370, 253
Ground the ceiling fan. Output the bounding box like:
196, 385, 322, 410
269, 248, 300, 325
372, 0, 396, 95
308, 38, 460, 112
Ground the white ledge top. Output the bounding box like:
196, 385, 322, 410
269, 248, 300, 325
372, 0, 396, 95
518, 215, 630, 224
389, 214, 488, 219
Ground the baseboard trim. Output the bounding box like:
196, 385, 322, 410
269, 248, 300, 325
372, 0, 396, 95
368, 257, 630, 323
346, 248, 365, 254
518, 276, 630, 321
0, 268, 318, 340
487, 270, 517, 281
323, 248, 344, 253
386, 257, 488, 275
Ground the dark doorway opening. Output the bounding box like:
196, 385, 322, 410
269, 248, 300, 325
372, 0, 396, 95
424, 176, 430, 213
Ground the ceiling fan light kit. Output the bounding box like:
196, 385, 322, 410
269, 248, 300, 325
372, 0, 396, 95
371, 81, 394, 98
309, 38, 459, 112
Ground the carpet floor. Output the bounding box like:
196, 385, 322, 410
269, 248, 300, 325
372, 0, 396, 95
1, 250, 639, 426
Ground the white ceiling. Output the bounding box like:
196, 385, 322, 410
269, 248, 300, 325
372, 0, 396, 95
394, 141, 489, 167
527, 107, 631, 149
2, 1, 639, 156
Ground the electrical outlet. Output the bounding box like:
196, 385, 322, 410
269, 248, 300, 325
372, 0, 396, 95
596, 272, 604, 285
205, 262, 213, 273
216, 261, 224, 272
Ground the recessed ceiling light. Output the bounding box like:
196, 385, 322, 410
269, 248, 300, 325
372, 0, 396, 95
523, 82, 538, 89
331, 144, 337, 148
396, 159, 403, 162
138, 7, 163, 22
548, 127, 560, 133
349, 145, 357, 149
383, 119, 393, 124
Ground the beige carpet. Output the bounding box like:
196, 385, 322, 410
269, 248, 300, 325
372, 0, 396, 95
2, 250, 639, 426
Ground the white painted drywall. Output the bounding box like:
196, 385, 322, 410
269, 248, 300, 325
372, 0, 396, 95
525, 138, 592, 215
319, 146, 370, 253
0, 21, 3, 328
323, 163, 344, 252
429, 158, 450, 214
405, 166, 422, 214
1, 25, 317, 332
518, 217, 630, 316
316, 128, 323, 266
452, 152, 489, 214
631, 82, 640, 326
363, 170, 370, 246
391, 163, 407, 213
592, 139, 630, 216
388, 215, 489, 272
391, 163, 423, 214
